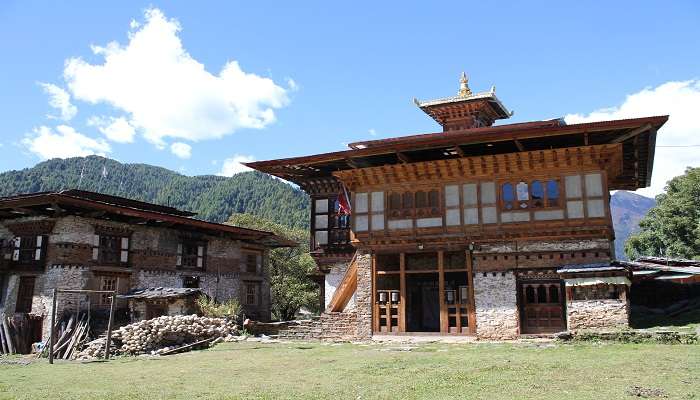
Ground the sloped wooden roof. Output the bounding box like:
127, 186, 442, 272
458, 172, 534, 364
247, 115, 668, 191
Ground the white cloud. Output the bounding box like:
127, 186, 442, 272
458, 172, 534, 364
286, 78, 299, 91
170, 142, 192, 159
87, 116, 136, 143
368, 128, 377, 136
217, 154, 254, 176
63, 8, 290, 147
22, 125, 111, 160
39, 83, 77, 120
565, 80, 700, 197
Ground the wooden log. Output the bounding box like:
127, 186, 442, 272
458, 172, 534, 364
2, 317, 14, 354
0, 321, 8, 354
158, 337, 215, 356
49, 288, 57, 364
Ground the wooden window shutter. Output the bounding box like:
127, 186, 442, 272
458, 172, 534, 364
92, 234, 100, 261
120, 237, 129, 263
12, 237, 20, 261
197, 245, 205, 268
176, 243, 183, 266
34, 235, 43, 261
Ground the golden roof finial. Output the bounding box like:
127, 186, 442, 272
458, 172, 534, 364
458, 72, 472, 97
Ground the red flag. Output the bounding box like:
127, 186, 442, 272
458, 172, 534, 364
337, 184, 351, 215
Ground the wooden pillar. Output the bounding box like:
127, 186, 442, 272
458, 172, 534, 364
438, 250, 447, 333
371, 254, 378, 333
399, 253, 406, 332
104, 292, 116, 360
466, 248, 477, 334
48, 288, 57, 364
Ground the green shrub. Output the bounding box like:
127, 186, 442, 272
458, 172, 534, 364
196, 296, 241, 319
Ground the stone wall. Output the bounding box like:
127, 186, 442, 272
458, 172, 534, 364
567, 299, 629, 331
319, 311, 358, 341
473, 272, 519, 339
353, 252, 373, 340
0, 212, 274, 334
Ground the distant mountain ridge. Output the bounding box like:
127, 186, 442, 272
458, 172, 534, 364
610, 191, 656, 260
0, 156, 310, 229
0, 157, 655, 257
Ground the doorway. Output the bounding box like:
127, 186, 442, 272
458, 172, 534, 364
406, 273, 440, 332
519, 281, 566, 334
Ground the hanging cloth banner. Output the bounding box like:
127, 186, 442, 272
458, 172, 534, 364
337, 184, 352, 215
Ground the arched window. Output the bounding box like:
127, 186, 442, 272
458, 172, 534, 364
402, 192, 414, 217
502, 183, 514, 210
525, 286, 535, 304
549, 285, 560, 303
428, 190, 439, 208
389, 193, 401, 210
531, 180, 544, 208
516, 181, 529, 209
537, 285, 548, 303
415, 191, 428, 208
546, 180, 560, 207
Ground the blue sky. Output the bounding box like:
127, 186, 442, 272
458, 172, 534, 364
1, 1, 699, 196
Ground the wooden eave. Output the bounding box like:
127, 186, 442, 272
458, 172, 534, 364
0, 193, 295, 248
332, 144, 623, 189
246, 115, 668, 191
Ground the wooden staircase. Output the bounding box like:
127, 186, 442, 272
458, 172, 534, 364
326, 252, 358, 312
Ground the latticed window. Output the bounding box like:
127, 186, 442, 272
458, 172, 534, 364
245, 253, 258, 274
93, 234, 129, 264
502, 179, 560, 210
100, 276, 118, 305
244, 281, 260, 306
387, 189, 440, 219
11, 235, 46, 264
177, 242, 206, 269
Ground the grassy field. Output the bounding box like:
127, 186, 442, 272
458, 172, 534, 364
0, 340, 698, 399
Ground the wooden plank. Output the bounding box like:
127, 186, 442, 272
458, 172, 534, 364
466, 249, 477, 334
438, 250, 447, 334
399, 253, 406, 332
328, 253, 358, 312
610, 124, 652, 144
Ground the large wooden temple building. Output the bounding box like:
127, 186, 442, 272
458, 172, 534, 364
247, 74, 668, 339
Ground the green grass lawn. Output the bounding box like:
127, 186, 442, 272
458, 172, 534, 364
1, 341, 698, 399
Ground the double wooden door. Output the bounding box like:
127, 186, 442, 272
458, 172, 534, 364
519, 281, 566, 334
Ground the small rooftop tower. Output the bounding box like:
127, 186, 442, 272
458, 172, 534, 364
414, 73, 513, 132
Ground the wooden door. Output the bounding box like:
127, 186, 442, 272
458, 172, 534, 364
375, 290, 400, 333
15, 276, 36, 313
519, 281, 565, 334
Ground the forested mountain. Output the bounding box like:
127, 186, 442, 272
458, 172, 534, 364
610, 191, 656, 260
0, 157, 655, 257
0, 156, 310, 229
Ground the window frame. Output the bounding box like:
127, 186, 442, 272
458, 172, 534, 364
386, 188, 441, 220
93, 234, 130, 265
499, 178, 563, 212
243, 281, 261, 306
99, 275, 119, 305
242, 250, 261, 275
177, 240, 207, 269
11, 235, 47, 265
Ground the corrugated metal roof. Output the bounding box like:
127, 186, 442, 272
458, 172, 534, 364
119, 287, 202, 300
557, 263, 626, 274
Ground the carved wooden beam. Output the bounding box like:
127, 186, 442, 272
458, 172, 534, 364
610, 124, 652, 144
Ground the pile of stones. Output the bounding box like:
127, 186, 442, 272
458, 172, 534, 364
76, 314, 239, 359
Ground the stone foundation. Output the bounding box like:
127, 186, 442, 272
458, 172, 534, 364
473, 272, 518, 339
567, 299, 629, 330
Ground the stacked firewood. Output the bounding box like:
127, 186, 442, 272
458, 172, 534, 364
0, 314, 38, 355
76, 314, 238, 359
40, 314, 91, 360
